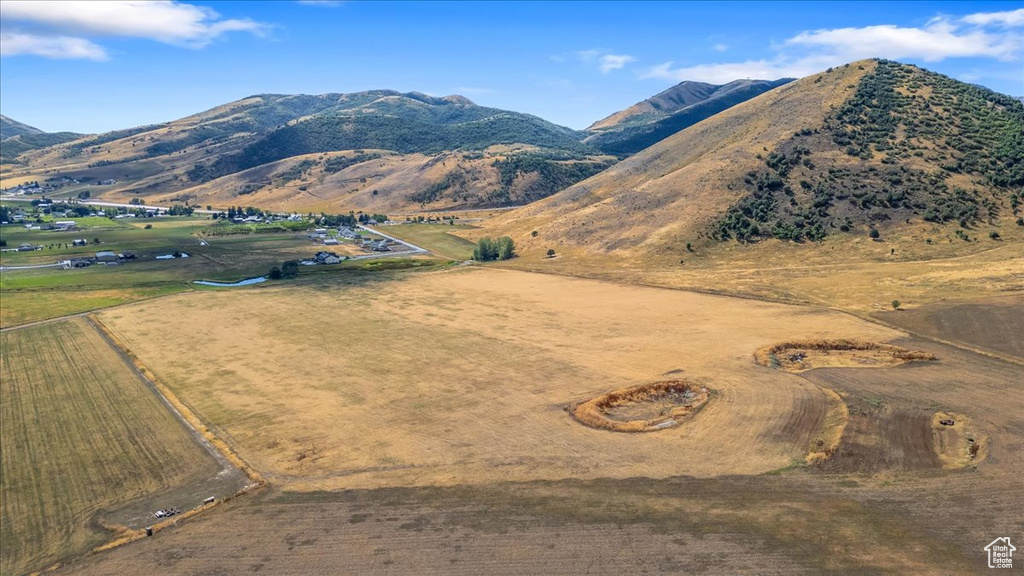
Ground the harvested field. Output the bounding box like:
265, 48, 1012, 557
572, 381, 710, 432
754, 339, 936, 372
59, 460, 1022, 576
804, 387, 848, 465
876, 296, 1024, 361
97, 267, 909, 489
38, 275, 1024, 575
0, 318, 227, 576
797, 340, 1020, 476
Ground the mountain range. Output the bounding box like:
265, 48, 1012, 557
0, 79, 784, 212
2, 60, 1021, 250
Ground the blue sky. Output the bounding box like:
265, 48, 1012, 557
1, 1, 1022, 133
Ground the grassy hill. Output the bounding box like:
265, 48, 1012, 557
185, 98, 590, 184
0, 115, 82, 164
1, 91, 608, 212
148, 147, 614, 213
488, 59, 1023, 262
584, 79, 792, 155
1, 115, 45, 140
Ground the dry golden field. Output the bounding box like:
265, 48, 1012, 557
97, 267, 913, 491
58, 331, 1024, 575
485, 234, 1024, 316
0, 318, 226, 575
16, 264, 1016, 575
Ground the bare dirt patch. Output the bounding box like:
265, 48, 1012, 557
572, 381, 709, 432
819, 401, 943, 473
931, 412, 985, 469
755, 339, 936, 372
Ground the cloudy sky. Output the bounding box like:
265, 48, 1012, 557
1, 1, 1021, 133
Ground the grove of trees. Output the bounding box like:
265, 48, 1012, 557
473, 236, 515, 261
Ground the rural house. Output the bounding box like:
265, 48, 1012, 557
314, 251, 342, 265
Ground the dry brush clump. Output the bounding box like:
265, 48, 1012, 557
755, 339, 937, 372
572, 380, 710, 433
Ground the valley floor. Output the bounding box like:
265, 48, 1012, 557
3, 229, 1021, 575
30, 263, 1024, 575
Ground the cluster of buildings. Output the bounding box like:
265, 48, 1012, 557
1, 179, 74, 196
63, 251, 137, 268
307, 224, 395, 253
364, 238, 392, 252
228, 213, 303, 224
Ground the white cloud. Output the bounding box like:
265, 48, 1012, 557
641, 9, 1024, 83
558, 49, 637, 73
641, 57, 832, 84
713, 43, 729, 52
0, 32, 108, 60
599, 54, 635, 73
0, 1, 268, 59
785, 20, 1020, 62
961, 8, 1024, 27
573, 49, 601, 62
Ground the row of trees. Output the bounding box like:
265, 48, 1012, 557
219, 206, 265, 219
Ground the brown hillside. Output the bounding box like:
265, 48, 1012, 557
134, 147, 614, 214
588, 81, 718, 131
1, 90, 606, 213
488, 62, 873, 256
486, 59, 1023, 263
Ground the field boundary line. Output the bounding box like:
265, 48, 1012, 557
826, 307, 1024, 367
484, 264, 811, 306
82, 315, 266, 554
0, 287, 194, 334
488, 265, 1024, 366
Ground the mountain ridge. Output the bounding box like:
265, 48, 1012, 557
1, 115, 46, 140
1, 90, 610, 213
487, 59, 1023, 260
584, 78, 794, 155
0, 115, 82, 162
